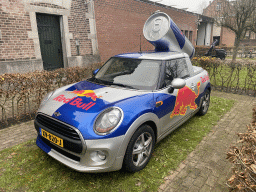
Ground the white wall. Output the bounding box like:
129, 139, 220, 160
197, 23, 206, 46
205, 23, 212, 46
197, 22, 212, 46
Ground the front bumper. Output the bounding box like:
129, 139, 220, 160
36, 134, 126, 172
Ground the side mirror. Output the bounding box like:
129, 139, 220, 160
171, 78, 186, 89
92, 69, 99, 76
168, 78, 186, 93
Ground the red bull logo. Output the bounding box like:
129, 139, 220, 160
170, 82, 201, 118
71, 90, 102, 101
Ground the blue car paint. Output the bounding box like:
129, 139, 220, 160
195, 82, 211, 106
51, 81, 211, 140
66, 80, 105, 92
53, 91, 155, 140
114, 52, 144, 59
153, 93, 176, 119
36, 135, 51, 153
52, 81, 156, 140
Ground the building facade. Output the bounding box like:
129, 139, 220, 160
0, 0, 100, 74
0, 0, 213, 74
203, 0, 236, 47
203, 0, 256, 47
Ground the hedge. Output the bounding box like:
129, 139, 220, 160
0, 62, 103, 128
192, 57, 256, 96
0, 57, 255, 128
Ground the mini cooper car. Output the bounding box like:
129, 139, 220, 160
34, 51, 211, 173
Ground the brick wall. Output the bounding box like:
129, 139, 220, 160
0, 0, 199, 73
203, 0, 218, 18
94, 0, 198, 62
221, 27, 236, 47
203, 0, 235, 46
68, 0, 92, 56
0, 0, 35, 61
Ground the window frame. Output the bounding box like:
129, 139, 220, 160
157, 57, 190, 90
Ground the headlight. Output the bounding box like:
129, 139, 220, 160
94, 107, 123, 135
39, 91, 55, 109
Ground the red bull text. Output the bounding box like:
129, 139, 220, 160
170, 82, 201, 118
53, 95, 96, 111
200, 75, 209, 83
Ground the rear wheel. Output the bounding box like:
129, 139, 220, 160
198, 89, 210, 116
123, 125, 155, 172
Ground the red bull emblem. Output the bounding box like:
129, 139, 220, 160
71, 90, 102, 101
170, 82, 201, 118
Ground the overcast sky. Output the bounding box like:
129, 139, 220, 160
149, 0, 211, 14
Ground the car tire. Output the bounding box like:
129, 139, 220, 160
197, 89, 210, 116
123, 124, 155, 172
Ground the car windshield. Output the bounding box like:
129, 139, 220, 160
89, 57, 161, 90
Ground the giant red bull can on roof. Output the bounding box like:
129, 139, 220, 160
143, 11, 195, 58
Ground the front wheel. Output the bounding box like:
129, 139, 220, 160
197, 89, 210, 116
123, 125, 155, 172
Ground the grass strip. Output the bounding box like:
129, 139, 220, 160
226, 56, 256, 60
0, 96, 235, 192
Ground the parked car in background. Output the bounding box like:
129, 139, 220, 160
205, 39, 227, 60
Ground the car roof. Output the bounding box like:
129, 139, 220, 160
114, 51, 188, 60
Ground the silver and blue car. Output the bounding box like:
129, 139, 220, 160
34, 12, 211, 172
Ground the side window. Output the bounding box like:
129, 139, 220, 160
164, 58, 190, 87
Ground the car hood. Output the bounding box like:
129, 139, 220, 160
38, 80, 154, 139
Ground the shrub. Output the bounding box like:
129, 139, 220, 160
227, 107, 256, 191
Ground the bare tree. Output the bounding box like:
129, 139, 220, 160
217, 0, 256, 61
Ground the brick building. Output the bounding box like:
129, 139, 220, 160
203, 0, 236, 47
94, 0, 211, 61
0, 0, 212, 74
203, 0, 256, 47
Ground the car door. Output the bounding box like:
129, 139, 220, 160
153, 57, 200, 137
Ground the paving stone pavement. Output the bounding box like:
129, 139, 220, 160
0, 120, 37, 151
0, 91, 255, 192
159, 91, 256, 192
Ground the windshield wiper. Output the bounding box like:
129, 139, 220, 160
88, 77, 111, 85
109, 82, 135, 89
88, 77, 135, 89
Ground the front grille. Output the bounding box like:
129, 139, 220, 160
41, 136, 80, 162
36, 114, 80, 140
34, 114, 84, 154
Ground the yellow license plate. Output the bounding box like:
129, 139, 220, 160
41, 128, 63, 148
